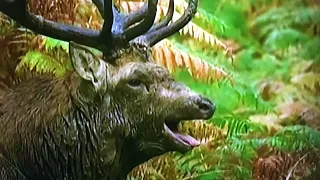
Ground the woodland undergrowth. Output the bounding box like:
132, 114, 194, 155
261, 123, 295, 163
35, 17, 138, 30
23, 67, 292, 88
0, 0, 320, 179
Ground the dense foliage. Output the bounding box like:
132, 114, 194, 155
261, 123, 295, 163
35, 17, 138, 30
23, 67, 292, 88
0, 0, 320, 179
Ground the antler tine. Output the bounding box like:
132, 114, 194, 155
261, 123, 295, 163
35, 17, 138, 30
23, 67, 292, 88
91, 0, 124, 34
92, 0, 159, 45
120, 0, 158, 43
92, 0, 104, 16
92, 0, 147, 29
1, 0, 198, 58
147, 0, 174, 34
143, 0, 198, 47
100, 0, 113, 40
0, 0, 116, 53
123, 3, 149, 30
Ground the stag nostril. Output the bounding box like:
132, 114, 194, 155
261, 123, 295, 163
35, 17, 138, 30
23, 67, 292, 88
198, 102, 210, 111
197, 97, 215, 118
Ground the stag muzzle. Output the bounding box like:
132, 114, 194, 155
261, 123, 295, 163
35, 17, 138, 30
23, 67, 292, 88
161, 83, 216, 122
192, 96, 215, 119
160, 82, 216, 153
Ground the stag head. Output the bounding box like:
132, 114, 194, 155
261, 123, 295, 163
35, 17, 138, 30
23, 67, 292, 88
0, 0, 215, 174
69, 42, 214, 157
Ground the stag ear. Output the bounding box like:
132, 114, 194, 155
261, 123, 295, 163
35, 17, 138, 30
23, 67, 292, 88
69, 42, 107, 91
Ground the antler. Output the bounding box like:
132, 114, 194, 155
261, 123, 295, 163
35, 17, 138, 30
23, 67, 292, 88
0, 0, 198, 57
92, 0, 159, 42
0, 0, 107, 51
139, 0, 198, 46
0, 0, 157, 52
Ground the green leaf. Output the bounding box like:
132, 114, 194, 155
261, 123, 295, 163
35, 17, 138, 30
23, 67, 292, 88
16, 51, 69, 77
264, 28, 310, 51
43, 37, 69, 52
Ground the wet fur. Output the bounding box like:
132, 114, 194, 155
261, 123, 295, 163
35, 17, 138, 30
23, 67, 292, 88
0, 45, 206, 180
0, 71, 155, 179
0, 47, 156, 180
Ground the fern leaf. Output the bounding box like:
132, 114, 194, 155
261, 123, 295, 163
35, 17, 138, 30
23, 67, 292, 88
264, 28, 310, 52
0, 17, 34, 87
16, 51, 68, 77
275, 125, 320, 149
253, 152, 296, 180
129, 153, 185, 180
253, 7, 320, 38
27, 0, 77, 23
211, 115, 267, 138
0, 12, 16, 37
253, 149, 319, 180
152, 40, 230, 83
291, 72, 320, 95
193, 7, 228, 33
178, 18, 234, 58
249, 114, 283, 134
302, 37, 320, 61
178, 120, 226, 144
118, 0, 233, 58
75, 0, 103, 30
233, 125, 320, 152
41, 37, 69, 52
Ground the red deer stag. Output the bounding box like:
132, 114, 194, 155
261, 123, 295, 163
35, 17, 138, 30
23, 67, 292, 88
0, 0, 215, 179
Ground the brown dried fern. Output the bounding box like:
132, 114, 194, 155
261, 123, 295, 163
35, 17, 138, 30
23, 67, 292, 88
253, 147, 320, 180
27, 0, 77, 23
118, 0, 234, 59
178, 120, 226, 144
179, 22, 235, 59
75, 0, 103, 30
8, 0, 82, 82
254, 153, 295, 180
0, 13, 34, 87
153, 40, 231, 83
12, 0, 104, 81
0, 13, 16, 37
128, 153, 183, 180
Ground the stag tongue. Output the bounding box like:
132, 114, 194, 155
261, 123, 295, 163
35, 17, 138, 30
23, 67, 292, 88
173, 132, 200, 146
164, 123, 200, 147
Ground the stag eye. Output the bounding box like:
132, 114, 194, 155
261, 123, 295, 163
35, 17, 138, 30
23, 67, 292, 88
127, 79, 142, 87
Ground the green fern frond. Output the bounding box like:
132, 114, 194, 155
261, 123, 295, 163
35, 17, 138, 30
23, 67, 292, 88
302, 37, 320, 61
193, 7, 229, 35
168, 0, 228, 35
229, 125, 320, 153
175, 125, 320, 179
272, 125, 320, 150
264, 28, 310, 52
175, 138, 255, 180
175, 147, 213, 175
210, 115, 267, 138
191, 170, 224, 180
253, 7, 320, 38
16, 51, 69, 77
42, 37, 69, 52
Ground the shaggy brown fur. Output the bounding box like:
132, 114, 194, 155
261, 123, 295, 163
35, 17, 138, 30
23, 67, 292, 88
0, 43, 214, 180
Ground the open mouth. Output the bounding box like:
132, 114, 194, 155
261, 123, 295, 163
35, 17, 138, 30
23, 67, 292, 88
163, 120, 200, 152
